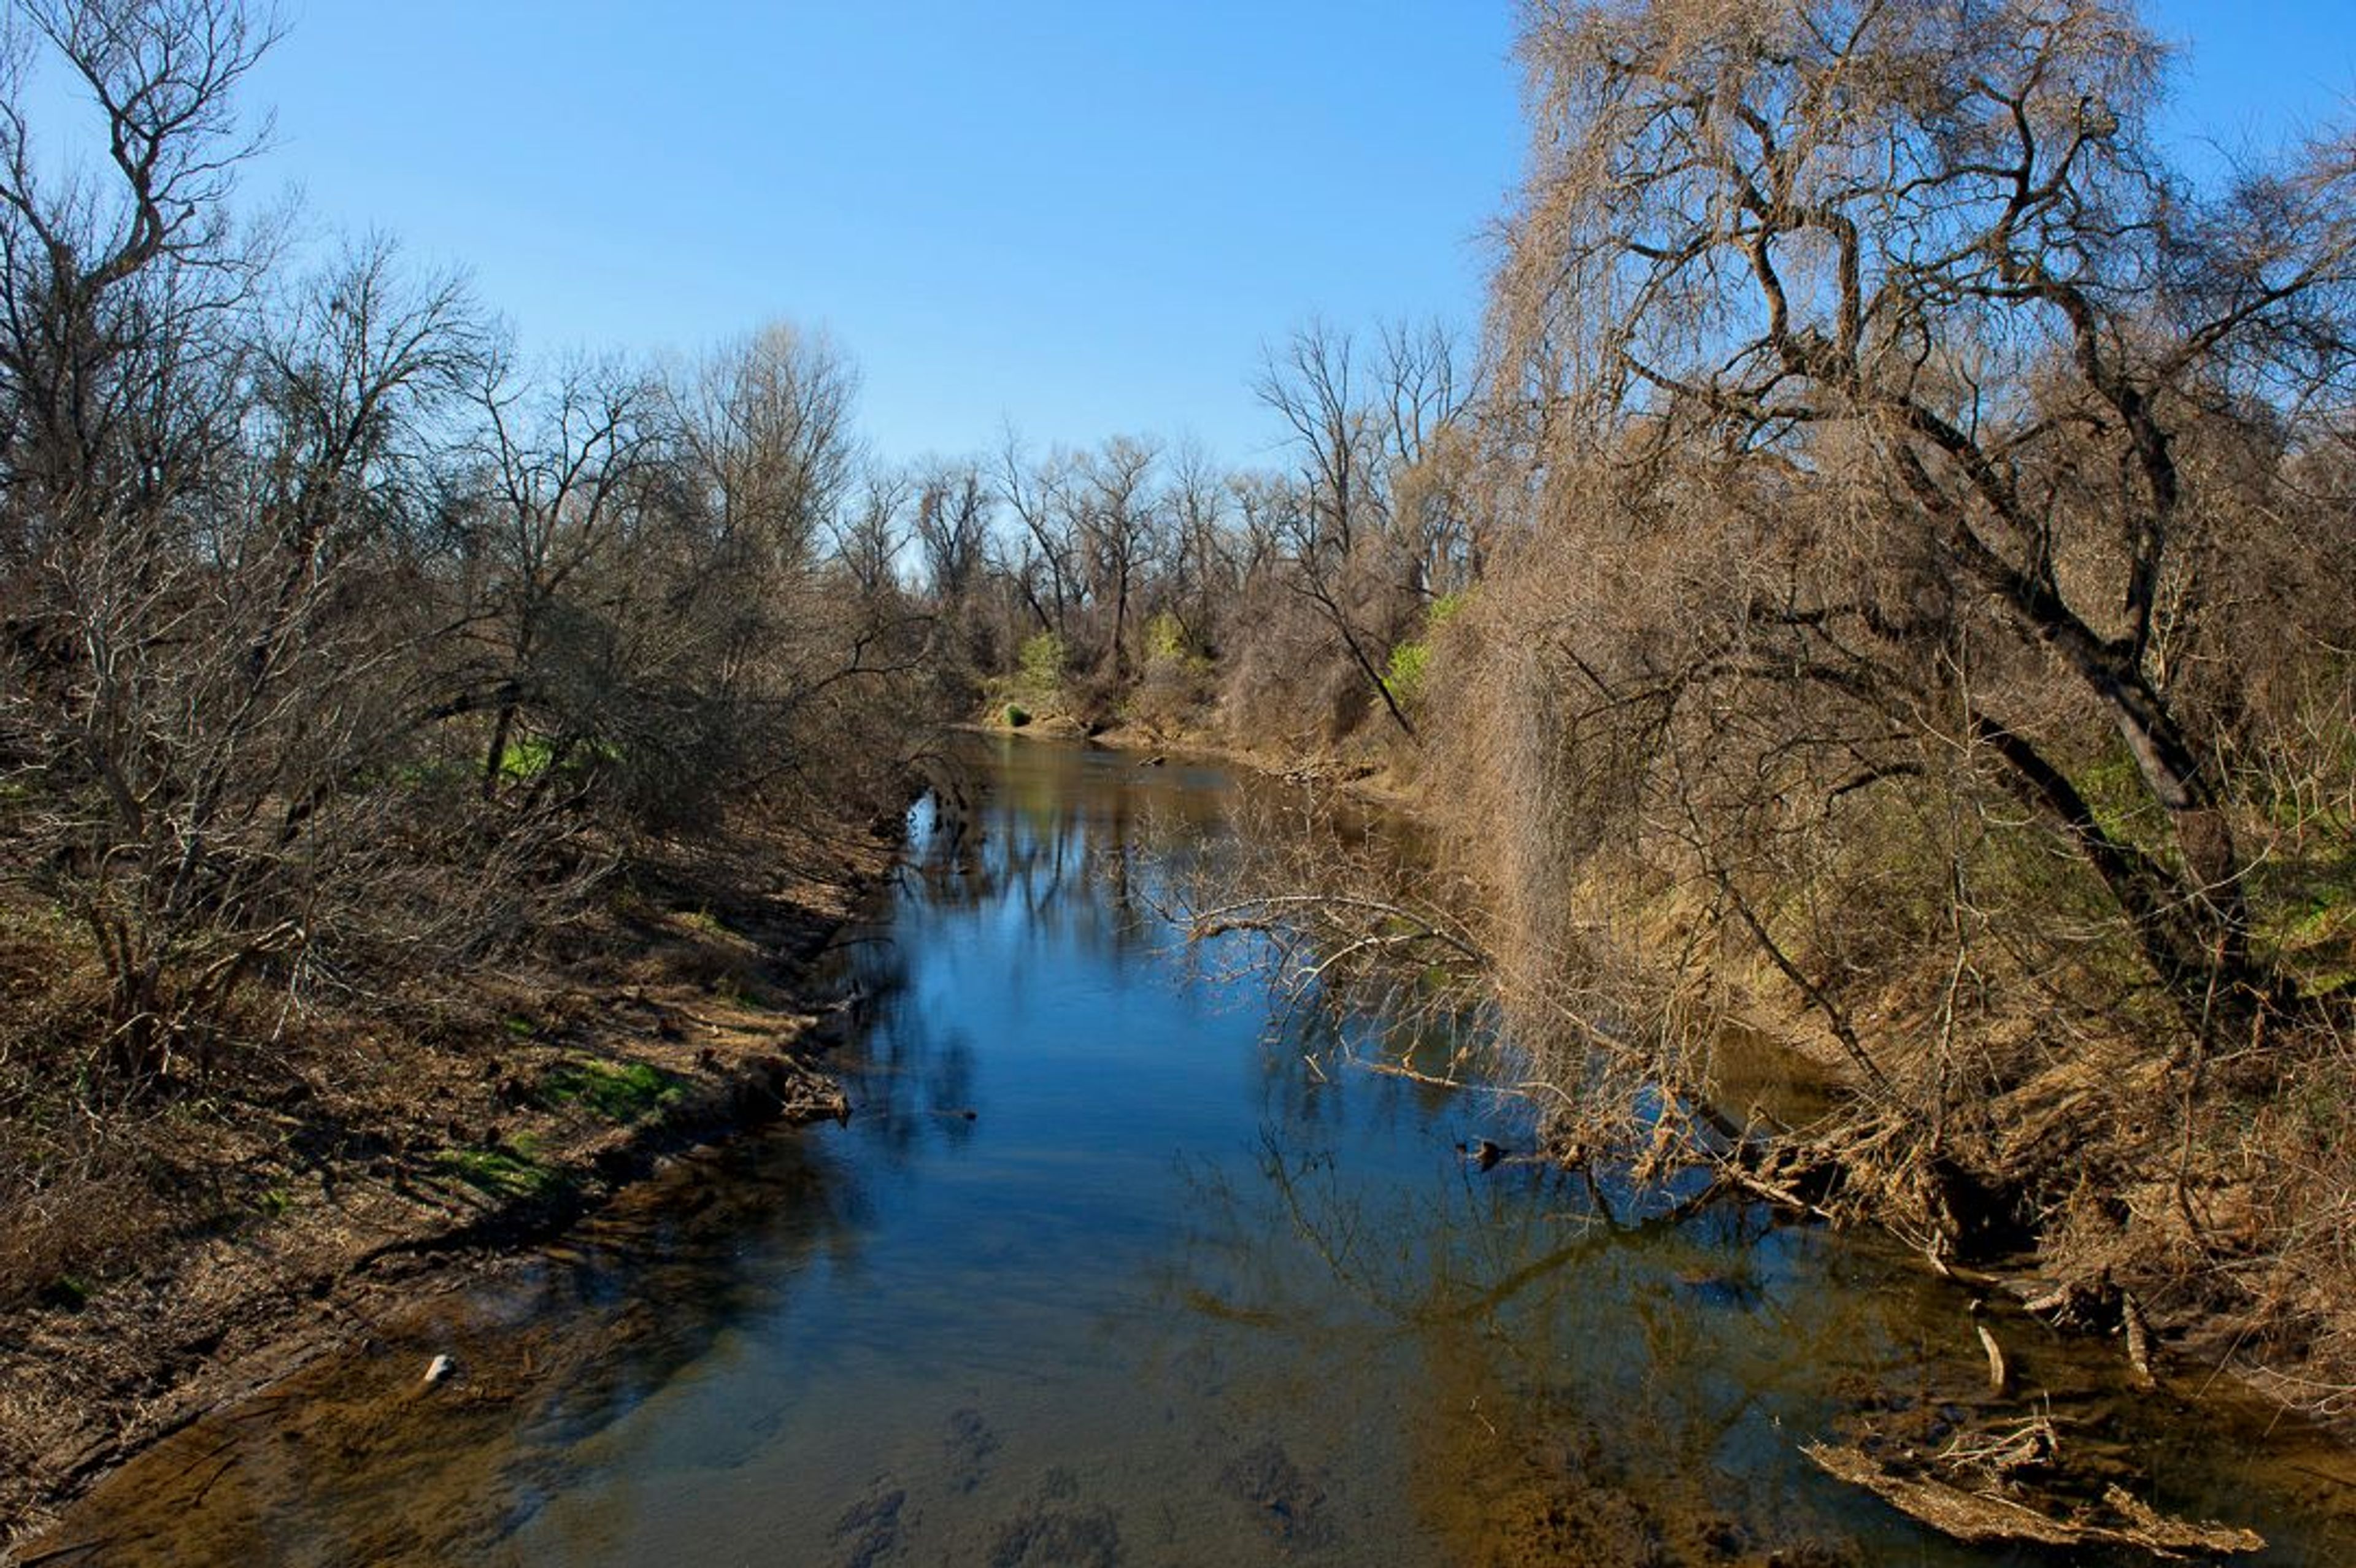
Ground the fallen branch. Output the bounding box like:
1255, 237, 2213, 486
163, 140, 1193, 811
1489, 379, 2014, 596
1355, 1058, 1466, 1090
1804, 1443, 2265, 1558
1936, 1410, 2053, 1475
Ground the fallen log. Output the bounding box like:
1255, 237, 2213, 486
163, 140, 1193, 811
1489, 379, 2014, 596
1803, 1442, 2265, 1558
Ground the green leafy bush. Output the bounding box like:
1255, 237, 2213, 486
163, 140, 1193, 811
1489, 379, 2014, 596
1018, 632, 1070, 701
1382, 591, 1468, 711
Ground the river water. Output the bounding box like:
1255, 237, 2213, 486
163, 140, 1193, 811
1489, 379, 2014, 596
37, 738, 2356, 1565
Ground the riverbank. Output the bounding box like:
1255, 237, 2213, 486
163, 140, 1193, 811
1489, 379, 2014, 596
0, 818, 896, 1551
990, 707, 1419, 815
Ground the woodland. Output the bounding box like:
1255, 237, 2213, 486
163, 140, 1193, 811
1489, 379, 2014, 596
4, 0, 2356, 1522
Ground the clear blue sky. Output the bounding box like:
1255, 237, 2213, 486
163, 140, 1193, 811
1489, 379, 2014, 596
34, 2, 2356, 464
233, 0, 1525, 466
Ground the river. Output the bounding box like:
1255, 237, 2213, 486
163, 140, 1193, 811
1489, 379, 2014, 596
34, 737, 2355, 1565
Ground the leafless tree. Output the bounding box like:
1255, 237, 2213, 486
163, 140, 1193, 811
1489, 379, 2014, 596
830, 460, 912, 602
1488, 0, 2356, 1042
1255, 322, 1423, 736
0, 3, 561, 1085
993, 426, 1082, 642
460, 350, 664, 804
1162, 433, 1239, 655
1073, 433, 1162, 680
0, 0, 280, 553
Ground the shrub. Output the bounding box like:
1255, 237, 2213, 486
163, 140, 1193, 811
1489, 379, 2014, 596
1144, 612, 1204, 671
1382, 591, 1468, 713
1017, 632, 1071, 709
1383, 640, 1432, 709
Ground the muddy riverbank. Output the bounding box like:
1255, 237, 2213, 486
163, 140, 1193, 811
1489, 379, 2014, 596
0, 823, 895, 1553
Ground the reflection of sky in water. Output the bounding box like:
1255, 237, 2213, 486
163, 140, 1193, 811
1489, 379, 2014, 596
45, 736, 2353, 1567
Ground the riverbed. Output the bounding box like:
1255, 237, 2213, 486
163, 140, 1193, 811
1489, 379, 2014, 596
31, 737, 2355, 1566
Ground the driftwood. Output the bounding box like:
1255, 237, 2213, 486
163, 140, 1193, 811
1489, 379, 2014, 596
2023, 1272, 2122, 1333
1357, 1058, 1466, 1090
1936, 1412, 2056, 1477
1973, 1321, 2010, 1395
1804, 1443, 2265, 1558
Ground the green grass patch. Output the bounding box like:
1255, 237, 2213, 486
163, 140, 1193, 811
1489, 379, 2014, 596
37, 1275, 93, 1312
2074, 753, 2174, 860
498, 736, 622, 783
2250, 840, 2356, 990
677, 906, 739, 942
434, 1139, 562, 1200
499, 738, 555, 782
537, 1056, 683, 1123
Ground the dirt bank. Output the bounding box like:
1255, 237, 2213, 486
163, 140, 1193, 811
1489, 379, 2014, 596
0, 823, 896, 1553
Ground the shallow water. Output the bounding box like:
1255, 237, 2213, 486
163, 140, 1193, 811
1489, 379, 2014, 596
37, 737, 2356, 1566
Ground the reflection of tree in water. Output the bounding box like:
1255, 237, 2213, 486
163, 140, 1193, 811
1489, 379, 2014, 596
814, 741, 1251, 1180
52, 1134, 872, 1567
1156, 1118, 1981, 1566
906, 765, 1106, 943
895, 739, 1281, 981
828, 917, 980, 1165
1136, 777, 1509, 1100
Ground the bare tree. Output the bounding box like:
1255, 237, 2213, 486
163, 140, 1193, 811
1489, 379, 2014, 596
1490, 0, 2356, 1039
460, 350, 664, 804
1163, 433, 1239, 656
1377, 318, 1479, 597
0, 0, 279, 553
993, 425, 1081, 642
909, 457, 995, 675
0, 5, 949, 1140
830, 460, 911, 602
1073, 433, 1162, 680
1254, 322, 1421, 737
0, 5, 538, 1084
672, 323, 854, 577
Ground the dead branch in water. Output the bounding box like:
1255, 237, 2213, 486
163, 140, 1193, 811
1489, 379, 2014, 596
1804, 1442, 2265, 1558
1936, 1409, 2052, 1476
1183, 893, 1490, 972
